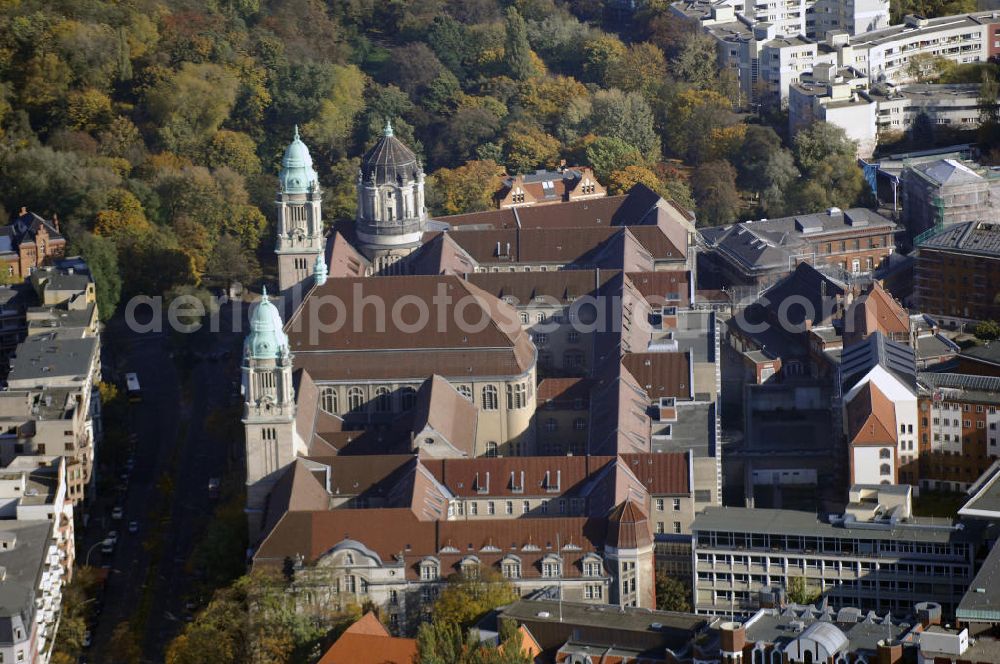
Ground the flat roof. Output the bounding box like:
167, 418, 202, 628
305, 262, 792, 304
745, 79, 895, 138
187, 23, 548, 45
693, 506, 965, 543
959, 460, 1000, 519
6, 334, 97, 384
0, 521, 51, 622
957, 538, 1000, 622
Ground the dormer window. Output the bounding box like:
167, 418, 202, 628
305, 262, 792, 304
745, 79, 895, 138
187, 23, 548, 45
541, 554, 562, 578
419, 559, 439, 581
502, 556, 521, 579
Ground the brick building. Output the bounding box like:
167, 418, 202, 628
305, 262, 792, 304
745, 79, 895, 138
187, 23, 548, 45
700, 208, 897, 289
0, 210, 66, 282
494, 166, 606, 209
914, 220, 1000, 327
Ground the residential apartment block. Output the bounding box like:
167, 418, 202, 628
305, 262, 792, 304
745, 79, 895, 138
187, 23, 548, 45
684, 8, 1000, 107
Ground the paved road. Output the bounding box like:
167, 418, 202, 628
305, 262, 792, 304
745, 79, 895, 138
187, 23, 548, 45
82, 302, 245, 661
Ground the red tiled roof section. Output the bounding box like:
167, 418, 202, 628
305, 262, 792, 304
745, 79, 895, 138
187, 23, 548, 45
621, 352, 692, 399
344, 612, 390, 637
285, 276, 536, 380
620, 453, 690, 495
844, 282, 910, 346
846, 382, 897, 445
317, 633, 417, 664
537, 377, 593, 405
422, 456, 612, 498
630, 271, 691, 307
412, 375, 478, 456
467, 269, 618, 305
606, 500, 652, 549
327, 231, 369, 278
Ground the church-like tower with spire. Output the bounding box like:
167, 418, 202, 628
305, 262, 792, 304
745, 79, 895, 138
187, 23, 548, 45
275, 127, 325, 294
355, 121, 427, 274
242, 287, 302, 538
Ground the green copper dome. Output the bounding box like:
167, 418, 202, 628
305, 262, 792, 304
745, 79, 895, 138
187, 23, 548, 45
245, 287, 289, 360
313, 254, 328, 286
279, 126, 319, 195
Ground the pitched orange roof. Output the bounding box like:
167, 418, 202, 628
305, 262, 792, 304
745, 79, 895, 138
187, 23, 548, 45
846, 382, 897, 445
844, 282, 909, 345
317, 632, 417, 664
344, 612, 390, 637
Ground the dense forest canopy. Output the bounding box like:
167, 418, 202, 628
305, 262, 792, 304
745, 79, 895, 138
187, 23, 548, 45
0, 0, 891, 317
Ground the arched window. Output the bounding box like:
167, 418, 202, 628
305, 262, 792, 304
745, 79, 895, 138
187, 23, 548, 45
879, 448, 891, 459
457, 385, 472, 402
401, 387, 417, 411
321, 388, 338, 414
373, 386, 392, 413
348, 387, 364, 411
482, 386, 498, 411
507, 383, 527, 409
485, 441, 499, 457
880, 463, 892, 476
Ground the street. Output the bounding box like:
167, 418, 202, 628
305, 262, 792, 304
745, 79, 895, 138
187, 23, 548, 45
80, 301, 245, 661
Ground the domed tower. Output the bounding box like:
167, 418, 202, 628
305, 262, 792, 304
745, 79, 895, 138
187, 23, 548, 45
275, 127, 325, 294
242, 288, 301, 539
356, 121, 427, 274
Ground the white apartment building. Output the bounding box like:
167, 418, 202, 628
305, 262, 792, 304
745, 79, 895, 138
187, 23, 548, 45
695, 10, 1000, 107
673, 0, 888, 39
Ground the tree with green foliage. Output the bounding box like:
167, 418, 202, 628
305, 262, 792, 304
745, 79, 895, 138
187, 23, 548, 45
147, 63, 239, 157
974, 320, 1000, 341
585, 136, 645, 182
735, 125, 799, 216
72, 232, 121, 321
692, 160, 740, 226
165, 571, 350, 664
672, 33, 720, 90
792, 122, 864, 211
432, 569, 519, 629
428, 160, 506, 216
786, 576, 821, 605
590, 89, 660, 160
655, 572, 692, 612
979, 70, 1000, 153
503, 7, 537, 80
416, 618, 530, 664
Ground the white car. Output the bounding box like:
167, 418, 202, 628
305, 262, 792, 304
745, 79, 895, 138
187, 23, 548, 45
111, 507, 124, 520
82, 630, 92, 648
106, 531, 119, 546
127, 521, 139, 534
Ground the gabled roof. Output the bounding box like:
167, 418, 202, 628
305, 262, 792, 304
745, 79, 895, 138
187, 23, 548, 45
467, 269, 617, 306
411, 375, 478, 457
261, 459, 330, 541
326, 231, 369, 278
910, 158, 983, 186
845, 382, 897, 446
841, 332, 917, 392
844, 282, 909, 346
405, 232, 478, 275
344, 612, 390, 637
318, 628, 417, 664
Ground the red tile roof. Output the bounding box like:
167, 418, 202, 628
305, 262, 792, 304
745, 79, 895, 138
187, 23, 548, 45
621, 352, 692, 400
317, 632, 416, 664
285, 275, 536, 381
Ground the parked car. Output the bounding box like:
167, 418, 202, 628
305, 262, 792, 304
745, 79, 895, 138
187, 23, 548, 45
82, 631, 92, 648
106, 531, 118, 546
208, 478, 221, 499
100, 539, 113, 555
111, 506, 124, 520
127, 520, 139, 534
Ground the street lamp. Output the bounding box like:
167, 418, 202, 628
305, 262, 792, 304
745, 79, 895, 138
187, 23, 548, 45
85, 540, 106, 567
